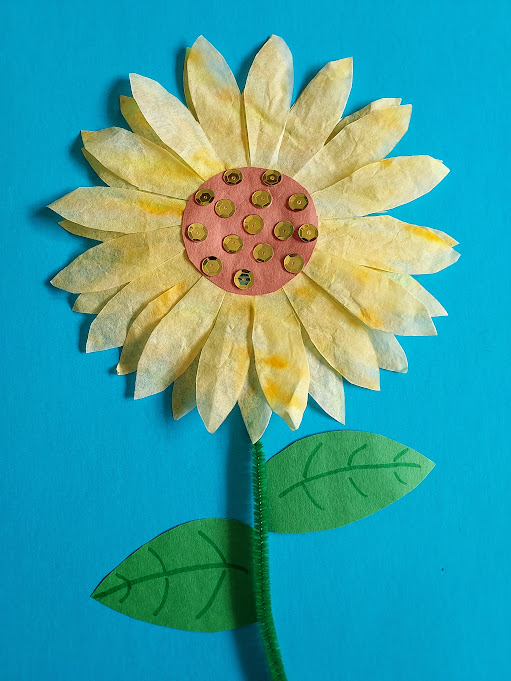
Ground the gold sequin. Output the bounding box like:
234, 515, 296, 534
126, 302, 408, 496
223, 234, 243, 253
195, 188, 214, 205
223, 169, 243, 185
274, 221, 294, 240
298, 224, 318, 242
215, 199, 236, 218
251, 190, 272, 208
201, 257, 222, 276
261, 169, 282, 186
187, 222, 208, 242
243, 214, 264, 234
288, 193, 308, 211
253, 243, 273, 262
234, 269, 254, 290
283, 254, 305, 273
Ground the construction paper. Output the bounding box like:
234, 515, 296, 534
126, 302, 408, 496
304, 249, 437, 335
252, 290, 309, 430
135, 277, 225, 399
181, 167, 317, 296
326, 97, 402, 141
129, 73, 225, 178
82, 128, 202, 199
92, 518, 255, 632
50, 35, 458, 440
313, 156, 449, 219
284, 274, 380, 390
50, 187, 185, 234
88, 251, 196, 353
186, 36, 248, 169
317, 215, 459, 274
243, 35, 293, 168
295, 105, 412, 193
196, 294, 251, 433
266, 431, 434, 533
277, 58, 353, 176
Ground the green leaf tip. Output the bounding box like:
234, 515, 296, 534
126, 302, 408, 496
91, 517, 256, 632
266, 430, 434, 533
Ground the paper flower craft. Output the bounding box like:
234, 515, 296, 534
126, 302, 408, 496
50, 35, 459, 441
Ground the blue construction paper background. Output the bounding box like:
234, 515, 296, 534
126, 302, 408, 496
2, 1, 509, 679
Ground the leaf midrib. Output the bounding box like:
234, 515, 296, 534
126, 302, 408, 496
278, 461, 421, 499
93, 561, 248, 600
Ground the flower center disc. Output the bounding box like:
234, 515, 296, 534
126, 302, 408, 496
182, 167, 319, 295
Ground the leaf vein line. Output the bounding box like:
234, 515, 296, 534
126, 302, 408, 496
153, 577, 169, 617
148, 546, 167, 572
279, 462, 421, 498
198, 530, 227, 564
302, 482, 325, 510
348, 476, 368, 498
93, 562, 247, 600
196, 570, 227, 620
302, 443, 323, 479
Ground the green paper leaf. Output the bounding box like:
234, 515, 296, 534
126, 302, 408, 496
91, 518, 256, 632
267, 431, 434, 533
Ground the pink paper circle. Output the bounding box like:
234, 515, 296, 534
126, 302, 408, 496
182, 167, 318, 295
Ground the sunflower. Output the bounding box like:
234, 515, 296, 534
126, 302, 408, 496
50, 35, 459, 442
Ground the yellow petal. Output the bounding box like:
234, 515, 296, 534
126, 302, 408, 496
295, 105, 412, 193
365, 328, 408, 373
82, 148, 135, 189
82, 128, 201, 199
120, 95, 165, 146
135, 277, 225, 399
196, 294, 252, 433
117, 279, 197, 374
283, 274, 379, 390
305, 250, 436, 336
72, 286, 124, 314
238, 359, 272, 443
186, 36, 248, 169
382, 272, 447, 317
50, 187, 185, 234
85, 251, 197, 352
59, 220, 123, 242
327, 97, 402, 142
302, 329, 345, 423
129, 73, 224, 179
277, 58, 353, 176
183, 48, 198, 120
244, 35, 293, 168
252, 289, 309, 430
313, 156, 449, 218
172, 354, 199, 419
51, 226, 184, 294
423, 226, 459, 247
120, 95, 198, 170
318, 216, 460, 274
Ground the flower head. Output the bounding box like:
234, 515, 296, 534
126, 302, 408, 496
50, 36, 459, 441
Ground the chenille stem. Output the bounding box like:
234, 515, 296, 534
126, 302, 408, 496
252, 440, 288, 681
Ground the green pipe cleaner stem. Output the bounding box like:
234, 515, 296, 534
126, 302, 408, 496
252, 439, 288, 681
